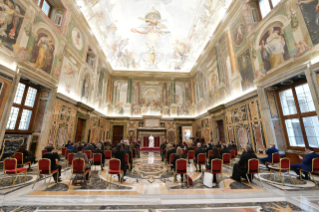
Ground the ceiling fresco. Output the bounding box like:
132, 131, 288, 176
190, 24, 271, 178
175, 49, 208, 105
76, 0, 233, 72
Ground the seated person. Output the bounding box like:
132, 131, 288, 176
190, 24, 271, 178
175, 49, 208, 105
16, 144, 37, 170
194, 143, 205, 172
172, 147, 186, 182
167, 144, 176, 164
44, 142, 53, 150
231, 141, 237, 149
113, 143, 127, 182
260, 144, 279, 167
93, 143, 105, 170
215, 141, 222, 148
206, 143, 212, 157
231, 145, 257, 182
219, 144, 230, 157
67, 143, 74, 150
124, 143, 133, 171
186, 142, 194, 154
226, 143, 234, 151
42, 146, 62, 182
73, 145, 91, 181
291, 147, 319, 180
206, 147, 221, 187
160, 141, 167, 161
70, 143, 79, 153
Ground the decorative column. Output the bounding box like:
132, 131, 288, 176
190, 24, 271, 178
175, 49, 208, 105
105, 77, 113, 114
113, 82, 117, 107
162, 82, 169, 116
124, 78, 132, 115
170, 79, 178, 116
227, 29, 242, 93
189, 79, 196, 115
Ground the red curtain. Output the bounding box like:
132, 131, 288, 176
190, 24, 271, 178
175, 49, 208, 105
155, 137, 160, 147
143, 137, 149, 147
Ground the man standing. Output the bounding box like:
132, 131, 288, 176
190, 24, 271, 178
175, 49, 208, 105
93, 143, 105, 170
148, 134, 154, 147
260, 144, 279, 166
291, 147, 319, 180
160, 140, 167, 161
42, 146, 62, 182
194, 143, 205, 172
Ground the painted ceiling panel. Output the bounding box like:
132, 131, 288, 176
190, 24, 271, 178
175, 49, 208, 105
76, 0, 233, 72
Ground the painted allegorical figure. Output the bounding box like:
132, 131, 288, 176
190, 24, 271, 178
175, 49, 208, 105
261, 27, 287, 70
32, 34, 55, 74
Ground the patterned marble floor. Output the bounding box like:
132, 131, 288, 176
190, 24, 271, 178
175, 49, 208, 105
0, 151, 318, 211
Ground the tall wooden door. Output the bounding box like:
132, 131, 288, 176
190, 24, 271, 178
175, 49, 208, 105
217, 120, 225, 143
75, 118, 85, 142
112, 126, 124, 145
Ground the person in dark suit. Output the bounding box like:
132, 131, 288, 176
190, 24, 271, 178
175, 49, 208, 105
113, 143, 127, 182
206, 147, 221, 187
160, 141, 167, 161
260, 144, 279, 166
172, 147, 186, 182
226, 143, 234, 151
124, 143, 133, 171
231, 145, 257, 182
219, 144, 230, 157
215, 141, 222, 148
44, 142, 53, 150
291, 147, 319, 180
16, 144, 37, 170
93, 143, 105, 170
194, 143, 205, 172
205, 143, 212, 157
231, 141, 237, 149
177, 140, 184, 149
42, 146, 62, 182
70, 143, 79, 153
167, 144, 176, 165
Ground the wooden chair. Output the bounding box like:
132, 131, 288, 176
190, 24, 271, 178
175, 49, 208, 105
230, 150, 236, 159
246, 159, 263, 188
84, 150, 92, 163
269, 158, 295, 185
32, 158, 59, 189
195, 153, 206, 172
0, 158, 28, 187
265, 153, 281, 166
167, 153, 176, 173
66, 153, 74, 174
222, 153, 231, 171
61, 147, 67, 157
69, 158, 90, 185
174, 159, 189, 187
42, 150, 48, 156
65, 150, 70, 161
14, 152, 31, 170
299, 158, 319, 184
106, 158, 123, 188
208, 150, 212, 158
104, 150, 112, 166
187, 150, 195, 161
92, 153, 102, 170
206, 158, 225, 187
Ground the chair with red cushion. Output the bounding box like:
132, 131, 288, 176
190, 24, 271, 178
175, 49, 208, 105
92, 153, 102, 170
165, 151, 169, 163
32, 158, 59, 189
167, 153, 176, 173
246, 159, 263, 188
65, 153, 74, 174
269, 158, 295, 185
206, 159, 225, 187
234, 148, 238, 156
14, 152, 31, 170
208, 150, 212, 158
222, 153, 231, 171
84, 150, 92, 161
195, 153, 206, 172
174, 159, 189, 187
299, 158, 319, 184
265, 153, 281, 166
217, 148, 221, 154
0, 158, 28, 187
182, 149, 186, 155
230, 150, 235, 159
193, 147, 197, 151
65, 150, 70, 161
106, 158, 123, 188
104, 150, 112, 166
69, 158, 90, 185
61, 147, 67, 157
125, 153, 131, 173
187, 150, 195, 160
42, 150, 48, 156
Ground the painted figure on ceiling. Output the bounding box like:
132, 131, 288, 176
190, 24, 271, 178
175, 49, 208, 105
32, 34, 55, 74
146, 43, 155, 65
261, 28, 286, 70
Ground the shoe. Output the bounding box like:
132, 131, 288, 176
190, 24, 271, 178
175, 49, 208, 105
122, 178, 126, 182
34, 160, 38, 164
213, 183, 216, 187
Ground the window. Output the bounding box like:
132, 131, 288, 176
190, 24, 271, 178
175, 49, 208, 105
53, 13, 63, 26
258, 0, 281, 19
6, 82, 40, 133
276, 80, 319, 149
38, 0, 52, 17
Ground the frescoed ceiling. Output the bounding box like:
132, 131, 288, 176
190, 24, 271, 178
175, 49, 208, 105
76, 0, 233, 72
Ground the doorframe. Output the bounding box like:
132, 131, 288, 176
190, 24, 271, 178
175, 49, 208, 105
74, 112, 89, 143
110, 122, 127, 143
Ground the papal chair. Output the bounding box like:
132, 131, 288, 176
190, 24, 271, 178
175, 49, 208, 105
32, 158, 59, 189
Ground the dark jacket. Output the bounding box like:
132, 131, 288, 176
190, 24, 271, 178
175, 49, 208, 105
227, 146, 234, 151
215, 144, 221, 148
160, 143, 167, 150
42, 152, 60, 170
238, 151, 257, 170
206, 155, 221, 169
167, 148, 176, 162
93, 148, 105, 163
113, 149, 126, 170
301, 152, 319, 172
205, 146, 212, 157
186, 147, 194, 154
220, 147, 230, 156
195, 147, 205, 161
124, 148, 132, 165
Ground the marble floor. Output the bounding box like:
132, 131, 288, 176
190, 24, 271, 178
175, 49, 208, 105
0, 151, 318, 211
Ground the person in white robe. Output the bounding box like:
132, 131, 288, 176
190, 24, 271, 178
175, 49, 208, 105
148, 135, 154, 147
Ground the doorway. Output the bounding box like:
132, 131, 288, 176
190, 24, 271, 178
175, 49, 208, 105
75, 118, 86, 142
112, 125, 124, 145
217, 120, 225, 143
